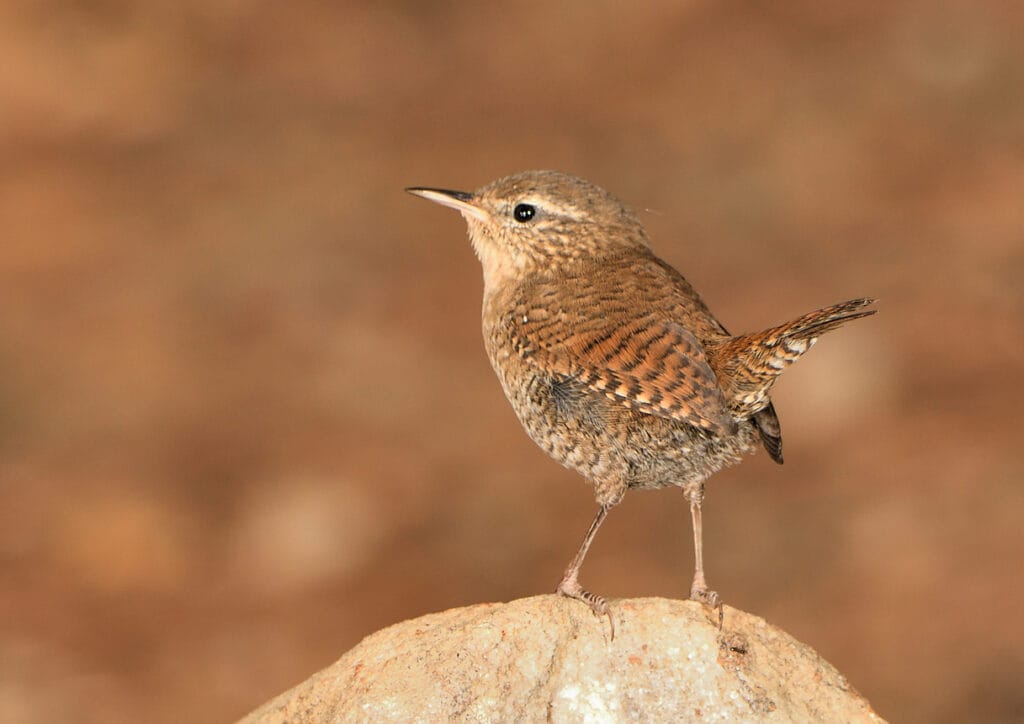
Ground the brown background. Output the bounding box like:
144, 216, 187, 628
2, 2, 1023, 722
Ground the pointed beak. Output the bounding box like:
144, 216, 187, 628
405, 186, 490, 223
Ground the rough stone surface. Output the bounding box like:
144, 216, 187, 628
241, 596, 885, 722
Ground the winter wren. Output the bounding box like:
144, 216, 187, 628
407, 171, 875, 626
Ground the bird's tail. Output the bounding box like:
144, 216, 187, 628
707, 298, 877, 421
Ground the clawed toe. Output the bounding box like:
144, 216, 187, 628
690, 586, 719, 607
557, 579, 616, 639
690, 586, 724, 628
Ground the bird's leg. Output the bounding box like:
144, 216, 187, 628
687, 484, 723, 625
557, 505, 614, 635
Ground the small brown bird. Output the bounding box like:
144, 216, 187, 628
407, 171, 874, 623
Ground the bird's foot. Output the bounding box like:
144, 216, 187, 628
690, 585, 724, 628
557, 578, 616, 640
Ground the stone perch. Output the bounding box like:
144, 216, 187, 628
241, 595, 883, 722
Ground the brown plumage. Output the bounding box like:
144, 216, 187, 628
407, 170, 875, 627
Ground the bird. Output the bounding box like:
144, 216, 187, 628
406, 170, 875, 627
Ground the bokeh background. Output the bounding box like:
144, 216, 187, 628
2, 2, 1022, 722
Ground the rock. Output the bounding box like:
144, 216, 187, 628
240, 595, 884, 722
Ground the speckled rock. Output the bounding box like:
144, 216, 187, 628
240, 595, 884, 722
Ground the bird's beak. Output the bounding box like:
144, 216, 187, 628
405, 187, 490, 223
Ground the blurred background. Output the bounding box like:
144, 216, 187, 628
2, 1, 1022, 722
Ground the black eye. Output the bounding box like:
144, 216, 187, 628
513, 203, 536, 222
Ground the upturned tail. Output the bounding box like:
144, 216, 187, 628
707, 298, 877, 458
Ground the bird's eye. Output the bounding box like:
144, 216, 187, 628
513, 203, 536, 222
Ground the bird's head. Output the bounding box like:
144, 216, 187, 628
407, 170, 650, 289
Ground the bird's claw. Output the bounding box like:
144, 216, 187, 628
690, 586, 724, 628
558, 579, 616, 640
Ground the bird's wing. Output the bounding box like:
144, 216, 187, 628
512, 308, 735, 435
